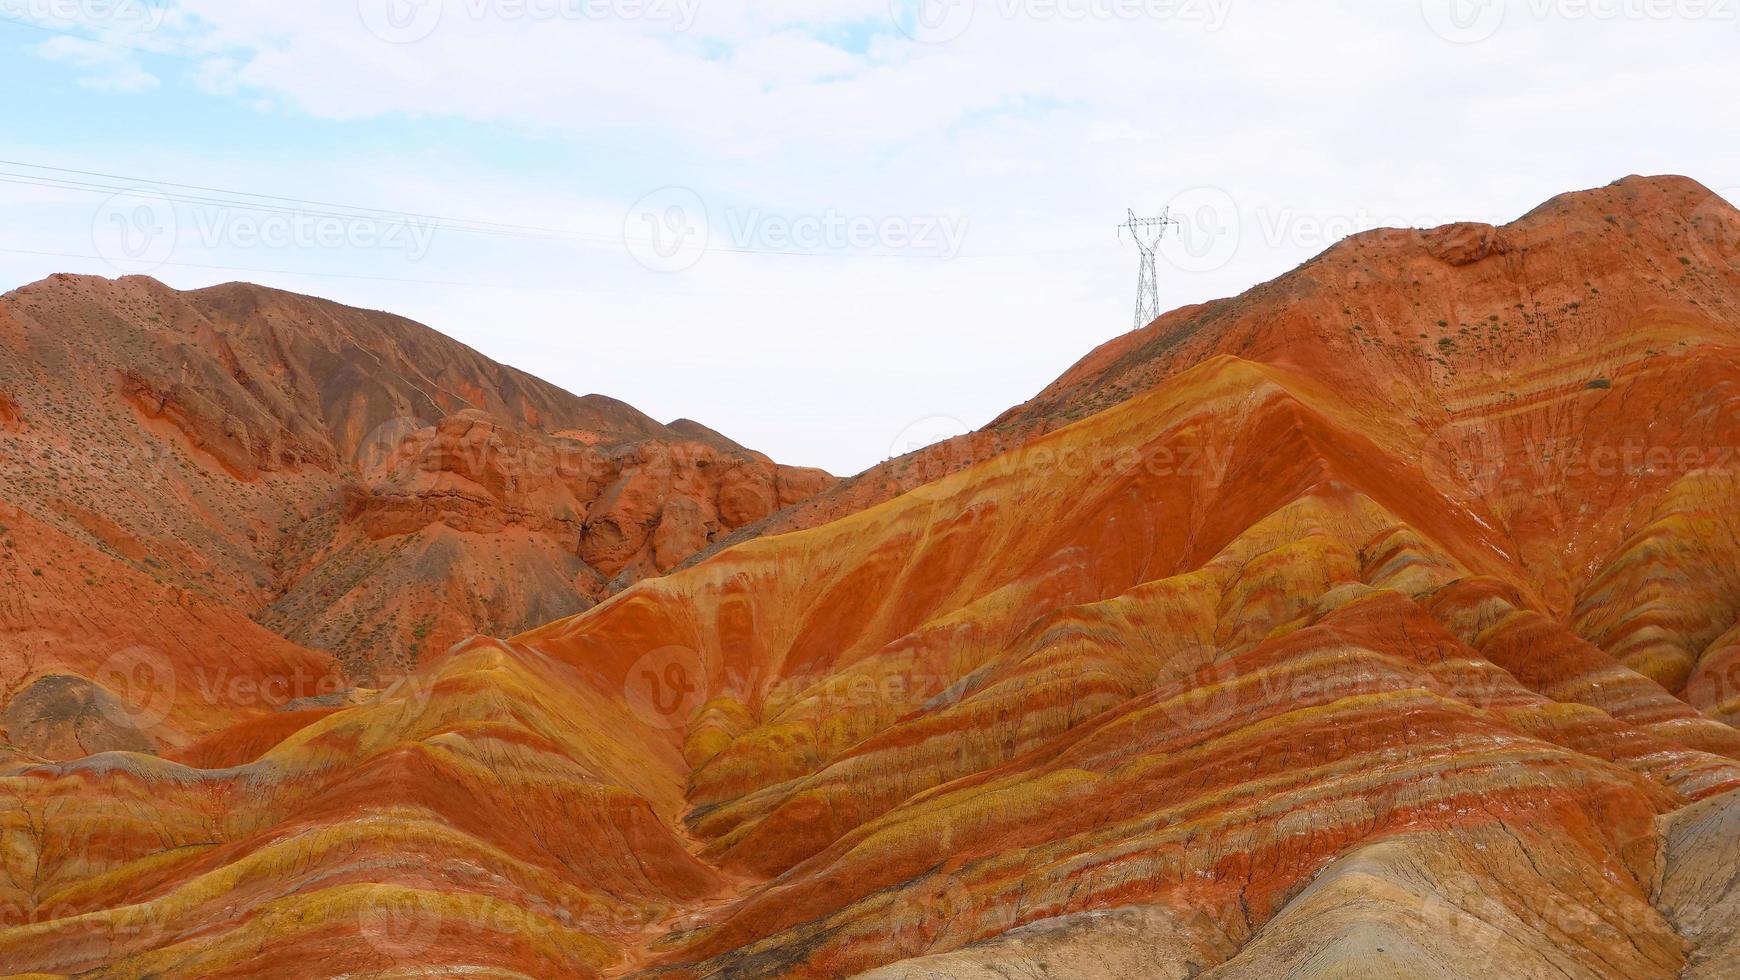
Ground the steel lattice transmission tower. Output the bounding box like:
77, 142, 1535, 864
1119, 208, 1180, 330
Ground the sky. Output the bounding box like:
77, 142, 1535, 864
1, 0, 1737, 475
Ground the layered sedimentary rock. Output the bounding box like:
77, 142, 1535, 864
2, 176, 1739, 977
707, 177, 1740, 602
0, 275, 834, 697
0, 499, 339, 763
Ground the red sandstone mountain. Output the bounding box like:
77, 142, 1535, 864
0, 274, 833, 759
1, 176, 1738, 978
711, 175, 1740, 709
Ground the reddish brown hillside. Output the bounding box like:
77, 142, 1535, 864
2, 177, 1738, 978
714, 177, 1740, 665
0, 274, 833, 698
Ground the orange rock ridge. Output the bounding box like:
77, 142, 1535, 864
0, 273, 834, 743
2, 175, 1739, 978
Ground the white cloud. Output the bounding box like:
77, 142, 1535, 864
6, 0, 1739, 472
36, 35, 160, 92
729, 32, 858, 82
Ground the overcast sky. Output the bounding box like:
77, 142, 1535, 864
2, 0, 1736, 474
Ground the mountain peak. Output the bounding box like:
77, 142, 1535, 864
5, 177, 1740, 979
0, 274, 836, 682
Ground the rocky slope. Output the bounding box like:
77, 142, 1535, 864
0, 274, 833, 759
2, 176, 1738, 978
702, 176, 1740, 711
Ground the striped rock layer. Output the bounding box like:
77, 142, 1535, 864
3, 175, 1740, 978
0, 273, 834, 723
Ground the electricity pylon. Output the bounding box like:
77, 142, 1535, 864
1119, 208, 1179, 330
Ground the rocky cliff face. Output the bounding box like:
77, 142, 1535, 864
706, 176, 1740, 704
2, 177, 1738, 978
256, 407, 833, 670
0, 274, 834, 738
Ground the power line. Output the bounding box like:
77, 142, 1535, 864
0, 160, 604, 240
0, 16, 688, 169
0, 172, 596, 245
0, 246, 958, 297
0, 245, 637, 291
1, 19, 1107, 267
0, 162, 987, 260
